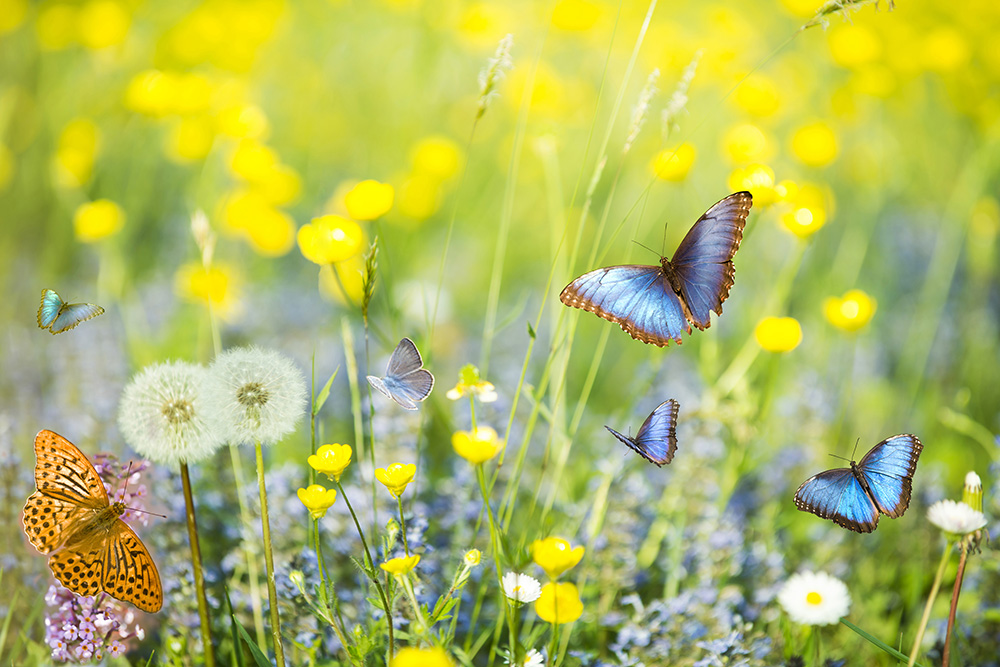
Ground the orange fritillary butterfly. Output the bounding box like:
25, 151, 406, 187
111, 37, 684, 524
22, 430, 163, 613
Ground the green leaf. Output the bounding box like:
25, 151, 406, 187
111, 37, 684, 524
223, 586, 247, 667
142, 652, 157, 667
526, 321, 536, 339
313, 366, 340, 416
236, 622, 274, 667
840, 618, 924, 666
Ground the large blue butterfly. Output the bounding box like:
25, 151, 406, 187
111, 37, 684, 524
605, 399, 679, 466
37, 289, 105, 335
793, 434, 923, 533
367, 337, 434, 410
560, 192, 752, 346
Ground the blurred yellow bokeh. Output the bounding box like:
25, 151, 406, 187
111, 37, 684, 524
74, 199, 124, 243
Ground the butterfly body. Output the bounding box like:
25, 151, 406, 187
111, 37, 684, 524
793, 434, 922, 533
37, 289, 105, 334
560, 192, 751, 346
22, 430, 162, 612
367, 337, 434, 410
605, 399, 679, 466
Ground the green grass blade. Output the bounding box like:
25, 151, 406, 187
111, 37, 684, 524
840, 618, 924, 666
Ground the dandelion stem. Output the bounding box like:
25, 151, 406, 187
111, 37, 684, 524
942, 543, 969, 667
397, 495, 410, 556
228, 444, 267, 643
179, 463, 216, 667
253, 442, 286, 667
908, 539, 954, 667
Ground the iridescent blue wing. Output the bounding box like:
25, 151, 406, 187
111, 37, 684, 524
856, 434, 922, 518
560, 265, 691, 347
606, 399, 679, 466
38, 289, 104, 334
669, 192, 751, 329
37, 289, 65, 329
794, 467, 881, 533
366, 338, 434, 410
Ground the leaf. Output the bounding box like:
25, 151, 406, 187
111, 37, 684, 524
223, 585, 247, 667
142, 652, 157, 667
526, 321, 536, 339
236, 622, 274, 667
840, 618, 924, 666
313, 366, 340, 416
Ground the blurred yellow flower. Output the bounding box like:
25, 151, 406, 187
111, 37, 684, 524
255, 164, 302, 206
790, 122, 838, 168
532, 537, 584, 579
219, 189, 267, 234
456, 3, 513, 49
779, 0, 816, 19
380, 554, 420, 575
297, 215, 364, 264
216, 103, 270, 140
319, 258, 365, 305
823, 289, 877, 332
36, 2, 77, 50
0, 143, 12, 190
175, 262, 229, 303
375, 462, 416, 498
452, 426, 502, 465
297, 484, 337, 520
534, 582, 584, 624
344, 180, 394, 220
651, 144, 696, 182
508, 60, 568, 118
754, 317, 802, 353
723, 123, 770, 164
552, 0, 601, 31
308, 443, 352, 482
397, 173, 443, 221
53, 118, 100, 188
165, 116, 215, 163
922, 28, 970, 73
125, 70, 177, 117
779, 183, 829, 239
411, 136, 463, 180
389, 646, 454, 667
74, 199, 124, 242
244, 207, 296, 256
77, 0, 130, 50
828, 24, 881, 69
171, 72, 214, 115
727, 163, 777, 207
446, 364, 498, 402
464, 549, 482, 567
0, 0, 28, 33
735, 74, 780, 117
229, 140, 278, 182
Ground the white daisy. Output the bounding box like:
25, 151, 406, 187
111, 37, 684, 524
927, 499, 987, 535
777, 571, 851, 626
118, 360, 223, 465
203, 346, 307, 446
501, 572, 541, 604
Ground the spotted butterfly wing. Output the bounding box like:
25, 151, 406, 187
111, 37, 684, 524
21, 430, 163, 612
37, 289, 104, 334
605, 399, 679, 466
560, 192, 751, 346
793, 434, 923, 533
367, 337, 434, 410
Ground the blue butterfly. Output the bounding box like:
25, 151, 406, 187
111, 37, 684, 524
367, 337, 434, 410
560, 192, 752, 346
605, 399, 679, 466
794, 434, 923, 533
37, 289, 105, 335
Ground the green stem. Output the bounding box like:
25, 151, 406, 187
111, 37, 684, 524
469, 394, 477, 433
399, 573, 429, 638
179, 463, 215, 667
942, 543, 969, 667
313, 518, 351, 656
254, 442, 286, 667
228, 444, 266, 643
908, 540, 955, 667
397, 495, 410, 556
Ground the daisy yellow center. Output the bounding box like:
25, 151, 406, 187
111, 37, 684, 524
513, 585, 522, 594
806, 591, 823, 605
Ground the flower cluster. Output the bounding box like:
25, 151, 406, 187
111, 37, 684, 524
43, 585, 145, 663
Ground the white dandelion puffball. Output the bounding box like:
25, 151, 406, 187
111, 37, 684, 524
203, 346, 307, 446
777, 571, 851, 626
502, 572, 541, 604
118, 360, 223, 465
927, 499, 987, 535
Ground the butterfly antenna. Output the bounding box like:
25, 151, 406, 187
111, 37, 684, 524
828, 453, 851, 463
116, 461, 133, 503
851, 438, 861, 461
127, 507, 167, 519
630, 240, 661, 259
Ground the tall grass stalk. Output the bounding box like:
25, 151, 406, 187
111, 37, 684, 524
180, 463, 216, 667
907, 539, 955, 667
254, 441, 286, 667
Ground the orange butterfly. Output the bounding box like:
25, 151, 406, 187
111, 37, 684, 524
22, 430, 163, 613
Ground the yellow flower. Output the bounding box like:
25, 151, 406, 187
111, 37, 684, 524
0, 0, 28, 34
35, 2, 77, 50
452, 427, 503, 465
380, 554, 420, 576
344, 179, 394, 220
170, 72, 213, 115
77, 0, 130, 50
255, 164, 302, 207
922, 28, 970, 73
0, 143, 13, 190
828, 24, 881, 69
175, 262, 241, 320
411, 136, 463, 181
464, 549, 482, 567
735, 74, 780, 117
791, 122, 838, 168
823, 289, 876, 332
446, 364, 498, 402
727, 164, 777, 207
297, 215, 364, 265
456, 3, 513, 49
779, 0, 817, 17
531, 537, 584, 579
397, 173, 443, 221
534, 582, 584, 624
308, 443, 352, 482
778, 183, 830, 239
229, 140, 278, 183
318, 258, 365, 305
754, 317, 802, 353
244, 207, 296, 257
74, 199, 124, 242
53, 118, 100, 188
389, 646, 454, 667
651, 144, 696, 182
375, 462, 416, 498
165, 116, 215, 163
297, 484, 337, 520
722, 123, 770, 164
216, 103, 270, 140
551, 0, 601, 31
124, 70, 177, 117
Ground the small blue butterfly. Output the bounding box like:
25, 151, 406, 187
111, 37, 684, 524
605, 399, 679, 466
560, 192, 751, 346
794, 434, 923, 533
367, 337, 434, 410
37, 289, 105, 335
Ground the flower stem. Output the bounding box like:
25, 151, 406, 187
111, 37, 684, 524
254, 441, 286, 667
179, 463, 216, 667
313, 518, 351, 654
469, 394, 477, 433
228, 444, 266, 642
942, 543, 969, 667
908, 540, 954, 667
397, 495, 410, 556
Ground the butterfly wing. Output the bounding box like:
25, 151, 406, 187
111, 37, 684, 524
102, 520, 164, 613
48, 543, 106, 598
38, 289, 65, 329
22, 491, 94, 554
31, 430, 109, 508
856, 434, 922, 518
631, 399, 680, 465
794, 467, 881, 533
49, 302, 105, 334
368, 338, 434, 409
560, 265, 691, 346
385, 338, 424, 377
669, 192, 751, 329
